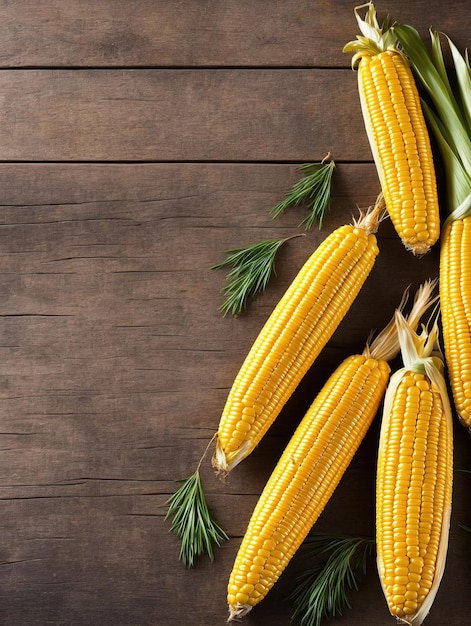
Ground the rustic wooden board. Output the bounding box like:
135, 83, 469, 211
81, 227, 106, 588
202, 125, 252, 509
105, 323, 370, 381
0, 161, 470, 626
0, 69, 370, 162
2, 1, 471, 625
0, 0, 469, 68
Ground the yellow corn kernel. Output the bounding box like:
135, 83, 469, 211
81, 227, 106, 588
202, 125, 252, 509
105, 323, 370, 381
358, 51, 439, 255
212, 208, 382, 476
440, 217, 471, 427
227, 353, 391, 621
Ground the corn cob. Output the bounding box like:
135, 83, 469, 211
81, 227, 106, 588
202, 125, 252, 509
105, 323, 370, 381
227, 282, 437, 621
344, 3, 440, 255
212, 197, 384, 476
376, 311, 453, 626
393, 25, 471, 428
440, 217, 471, 427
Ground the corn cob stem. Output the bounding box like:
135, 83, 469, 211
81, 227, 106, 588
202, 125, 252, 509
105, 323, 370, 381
226, 282, 436, 621
213, 196, 385, 476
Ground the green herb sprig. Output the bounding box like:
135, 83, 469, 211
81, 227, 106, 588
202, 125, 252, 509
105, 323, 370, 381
165, 437, 228, 568
289, 533, 374, 626
212, 156, 334, 315
212, 234, 302, 316
271, 158, 335, 229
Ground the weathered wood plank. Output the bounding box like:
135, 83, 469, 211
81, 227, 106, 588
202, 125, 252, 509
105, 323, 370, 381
0, 161, 467, 626
0, 69, 369, 161
1, 1, 471, 624
0, 0, 470, 68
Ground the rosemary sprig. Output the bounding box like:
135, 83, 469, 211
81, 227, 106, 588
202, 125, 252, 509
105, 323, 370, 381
212, 234, 302, 316
289, 533, 374, 626
271, 158, 335, 229
165, 438, 228, 568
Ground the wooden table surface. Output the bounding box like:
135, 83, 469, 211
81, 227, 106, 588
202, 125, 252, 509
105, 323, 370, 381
2, 2, 471, 625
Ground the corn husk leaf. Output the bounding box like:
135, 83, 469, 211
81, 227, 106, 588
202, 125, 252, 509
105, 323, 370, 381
394, 24, 471, 218
366, 279, 438, 363
343, 2, 398, 65
446, 35, 471, 137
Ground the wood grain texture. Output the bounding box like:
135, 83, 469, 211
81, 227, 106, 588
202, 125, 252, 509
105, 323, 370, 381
0, 0, 469, 68
0, 69, 370, 162
2, 1, 471, 625
1, 162, 468, 626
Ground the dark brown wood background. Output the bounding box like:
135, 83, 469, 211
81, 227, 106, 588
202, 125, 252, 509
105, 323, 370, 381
1, 2, 471, 625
